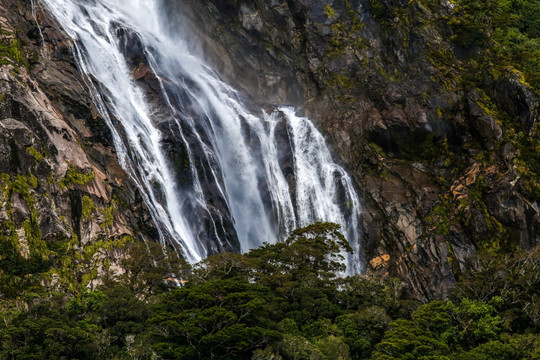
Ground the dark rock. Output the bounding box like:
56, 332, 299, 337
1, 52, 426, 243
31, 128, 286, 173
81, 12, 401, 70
467, 90, 503, 142
11, 193, 30, 226
490, 69, 539, 134
163, 0, 537, 300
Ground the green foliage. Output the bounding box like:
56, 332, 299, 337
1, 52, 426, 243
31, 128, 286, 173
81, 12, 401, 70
81, 195, 95, 220
26, 146, 44, 162
0, 173, 53, 297
452, 246, 540, 333
457, 333, 540, 360
324, 5, 337, 19
97, 285, 149, 354
0, 296, 97, 359
248, 222, 352, 284
0, 36, 27, 67
450, 0, 540, 90
28, 173, 38, 189
60, 165, 95, 188
118, 240, 190, 297
336, 306, 391, 359
448, 298, 502, 346
503, 121, 540, 199
99, 197, 117, 228
0, 224, 539, 359
149, 276, 279, 359
373, 301, 453, 360
426, 202, 451, 236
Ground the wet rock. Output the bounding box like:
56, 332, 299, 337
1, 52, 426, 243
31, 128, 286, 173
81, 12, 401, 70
240, 5, 264, 32
11, 193, 29, 226
486, 184, 537, 249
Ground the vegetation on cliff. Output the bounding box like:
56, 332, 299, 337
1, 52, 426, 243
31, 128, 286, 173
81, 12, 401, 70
182, 0, 538, 298
311, 0, 540, 297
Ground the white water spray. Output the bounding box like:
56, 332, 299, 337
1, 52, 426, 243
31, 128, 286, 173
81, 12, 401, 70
39, 0, 363, 272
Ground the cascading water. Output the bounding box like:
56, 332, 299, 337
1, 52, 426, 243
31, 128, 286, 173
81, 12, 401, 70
39, 0, 363, 272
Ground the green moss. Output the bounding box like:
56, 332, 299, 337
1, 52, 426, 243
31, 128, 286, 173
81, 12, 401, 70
1, 173, 10, 198
328, 73, 354, 89
0, 169, 129, 297
99, 198, 118, 228
81, 195, 95, 221
323, 1, 365, 60
0, 36, 28, 68
379, 167, 390, 180
368, 0, 389, 21
80, 268, 99, 286
0, 219, 18, 252
26, 147, 44, 162
425, 198, 451, 236
12, 174, 31, 199
23, 218, 48, 259
323, 5, 336, 19
450, 0, 540, 93
28, 173, 38, 189
498, 111, 540, 199
369, 142, 386, 157
82, 235, 131, 262
60, 165, 95, 188
47, 234, 74, 258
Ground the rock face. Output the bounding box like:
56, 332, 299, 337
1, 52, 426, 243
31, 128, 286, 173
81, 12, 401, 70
1, 0, 538, 300
0, 1, 155, 288
171, 0, 539, 300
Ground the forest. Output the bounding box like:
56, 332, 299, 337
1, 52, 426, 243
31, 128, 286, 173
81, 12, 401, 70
1, 222, 539, 359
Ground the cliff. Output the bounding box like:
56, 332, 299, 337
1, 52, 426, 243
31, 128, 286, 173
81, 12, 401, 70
0, 0, 538, 301
175, 0, 539, 299
0, 0, 155, 293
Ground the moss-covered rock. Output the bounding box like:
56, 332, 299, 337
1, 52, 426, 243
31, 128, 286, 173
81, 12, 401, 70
0, 0, 159, 301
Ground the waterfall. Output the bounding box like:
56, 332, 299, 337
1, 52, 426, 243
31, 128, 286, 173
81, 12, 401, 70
39, 0, 363, 272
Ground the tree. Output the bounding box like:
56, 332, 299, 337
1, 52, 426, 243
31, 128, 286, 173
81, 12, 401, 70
0, 297, 97, 360
447, 298, 502, 348
336, 306, 391, 359
453, 246, 540, 333
119, 240, 190, 297
97, 285, 149, 356
148, 276, 279, 359
372, 302, 453, 360
456, 333, 540, 360
246, 222, 352, 325
247, 222, 352, 285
